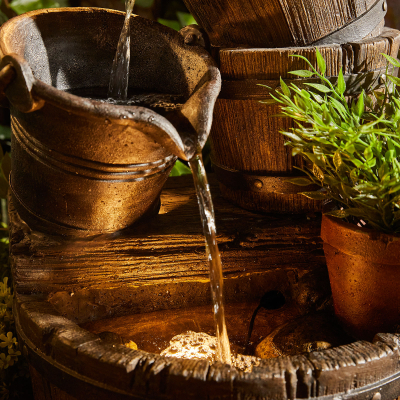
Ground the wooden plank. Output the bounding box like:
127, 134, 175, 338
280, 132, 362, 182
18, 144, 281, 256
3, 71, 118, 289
9, 175, 326, 324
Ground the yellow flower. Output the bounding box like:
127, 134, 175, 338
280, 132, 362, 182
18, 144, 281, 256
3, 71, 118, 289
0, 353, 11, 369
0, 332, 17, 349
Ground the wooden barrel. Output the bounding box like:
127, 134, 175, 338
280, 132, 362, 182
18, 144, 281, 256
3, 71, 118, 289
210, 29, 400, 214
182, 0, 387, 48
10, 177, 400, 400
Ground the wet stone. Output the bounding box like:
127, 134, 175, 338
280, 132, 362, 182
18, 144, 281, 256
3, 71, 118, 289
160, 331, 260, 372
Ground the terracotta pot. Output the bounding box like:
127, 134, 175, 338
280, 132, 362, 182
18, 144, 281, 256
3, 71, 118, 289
321, 214, 400, 340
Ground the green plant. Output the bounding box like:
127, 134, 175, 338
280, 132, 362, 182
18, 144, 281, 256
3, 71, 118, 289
9, 0, 67, 15
158, 10, 196, 31
0, 228, 32, 400
0, 148, 32, 399
267, 49, 400, 234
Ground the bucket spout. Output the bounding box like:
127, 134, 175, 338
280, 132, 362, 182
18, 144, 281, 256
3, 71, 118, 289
161, 67, 221, 161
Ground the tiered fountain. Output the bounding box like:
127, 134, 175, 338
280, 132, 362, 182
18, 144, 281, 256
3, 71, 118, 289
2, 3, 400, 400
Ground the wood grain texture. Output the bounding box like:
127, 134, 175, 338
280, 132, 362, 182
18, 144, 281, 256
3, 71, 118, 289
9, 181, 400, 399
387, 0, 400, 30
29, 366, 76, 400
9, 175, 327, 324
210, 30, 400, 214
183, 0, 380, 47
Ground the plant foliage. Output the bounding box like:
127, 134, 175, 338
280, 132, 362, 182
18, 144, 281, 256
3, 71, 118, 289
0, 228, 32, 400
0, 149, 32, 399
266, 49, 400, 234
9, 0, 67, 15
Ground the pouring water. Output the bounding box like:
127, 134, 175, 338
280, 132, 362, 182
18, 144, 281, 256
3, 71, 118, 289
109, 5, 231, 364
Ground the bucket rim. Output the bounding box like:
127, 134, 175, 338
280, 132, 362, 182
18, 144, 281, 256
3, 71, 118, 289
0, 7, 222, 160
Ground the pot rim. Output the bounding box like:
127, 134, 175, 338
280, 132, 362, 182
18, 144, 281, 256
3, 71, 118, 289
321, 214, 400, 264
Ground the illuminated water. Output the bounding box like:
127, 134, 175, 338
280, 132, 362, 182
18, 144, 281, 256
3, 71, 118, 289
190, 154, 232, 365
108, 8, 232, 363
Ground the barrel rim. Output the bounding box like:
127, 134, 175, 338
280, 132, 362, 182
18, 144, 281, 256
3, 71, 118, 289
15, 292, 400, 399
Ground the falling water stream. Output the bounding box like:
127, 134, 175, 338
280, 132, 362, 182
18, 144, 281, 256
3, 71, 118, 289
190, 154, 232, 365
108, 0, 136, 100
108, 5, 232, 364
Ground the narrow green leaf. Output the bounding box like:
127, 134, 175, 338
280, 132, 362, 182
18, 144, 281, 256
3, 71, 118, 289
310, 92, 324, 103
280, 77, 291, 97
329, 97, 348, 119
336, 68, 346, 96
324, 209, 350, 218
364, 146, 373, 161
282, 131, 302, 142
333, 150, 342, 170
387, 75, 400, 86
305, 83, 331, 93
312, 164, 324, 181
316, 48, 327, 76
389, 184, 400, 194
355, 91, 365, 118
386, 149, 395, 162
288, 70, 315, 78
365, 158, 376, 168
305, 152, 326, 168
381, 53, 400, 68
343, 208, 370, 218
341, 183, 359, 198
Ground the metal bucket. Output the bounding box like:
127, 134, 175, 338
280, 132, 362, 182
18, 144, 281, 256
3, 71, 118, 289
0, 8, 220, 236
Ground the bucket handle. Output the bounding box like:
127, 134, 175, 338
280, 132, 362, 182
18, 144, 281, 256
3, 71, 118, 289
0, 53, 45, 113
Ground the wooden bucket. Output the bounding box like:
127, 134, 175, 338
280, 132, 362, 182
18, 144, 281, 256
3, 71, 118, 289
182, 0, 387, 48
210, 29, 400, 214
10, 177, 400, 400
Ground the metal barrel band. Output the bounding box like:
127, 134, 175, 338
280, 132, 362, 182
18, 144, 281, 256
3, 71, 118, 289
219, 67, 397, 101
12, 116, 176, 182
312, 0, 387, 45
212, 161, 319, 195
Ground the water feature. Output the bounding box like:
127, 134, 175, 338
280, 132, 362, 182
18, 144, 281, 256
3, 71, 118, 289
108, 6, 232, 364
190, 154, 232, 365
108, 6, 231, 364
108, 0, 136, 100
